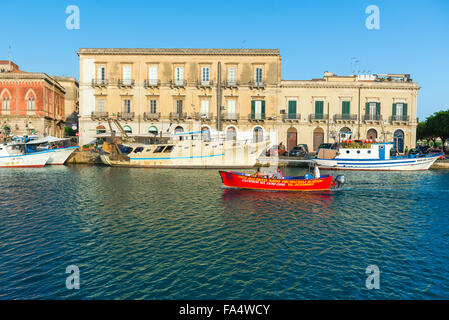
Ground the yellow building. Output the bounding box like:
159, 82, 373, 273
77, 48, 419, 152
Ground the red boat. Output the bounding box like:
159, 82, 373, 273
219, 171, 340, 191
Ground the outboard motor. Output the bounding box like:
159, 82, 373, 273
334, 175, 346, 189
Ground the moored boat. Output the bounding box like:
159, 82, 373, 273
0, 144, 51, 168
219, 171, 344, 191
23, 136, 78, 165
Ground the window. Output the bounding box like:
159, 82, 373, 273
123, 99, 131, 113
175, 67, 184, 85
150, 100, 157, 113
201, 67, 210, 84
254, 68, 263, 85
175, 100, 183, 114
149, 126, 158, 136
315, 101, 324, 118
396, 103, 403, 116
251, 100, 265, 120
122, 66, 132, 85
149, 66, 158, 85
123, 125, 132, 134
288, 101, 297, 119
369, 102, 377, 115
27, 98, 35, 110
96, 99, 105, 113
342, 101, 350, 115
2, 98, 10, 110
201, 100, 210, 118
227, 100, 236, 118
228, 67, 236, 85
97, 66, 105, 81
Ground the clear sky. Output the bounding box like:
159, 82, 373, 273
2, 0, 448, 119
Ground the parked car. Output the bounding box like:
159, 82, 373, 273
266, 144, 287, 156
289, 144, 309, 157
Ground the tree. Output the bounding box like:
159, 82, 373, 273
423, 109, 449, 152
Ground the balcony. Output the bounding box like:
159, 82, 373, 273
222, 113, 239, 121
193, 112, 214, 121
309, 114, 328, 122
117, 79, 135, 88
143, 112, 161, 121
91, 111, 109, 120
91, 79, 108, 87
334, 114, 358, 123
282, 113, 301, 122
117, 112, 135, 120
170, 79, 186, 88
224, 80, 239, 88
363, 114, 382, 123
249, 81, 265, 89
169, 112, 187, 121
197, 80, 214, 88
248, 113, 266, 121
144, 79, 160, 88
389, 115, 410, 123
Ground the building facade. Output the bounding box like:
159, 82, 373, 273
0, 61, 66, 137
77, 49, 419, 152
52, 76, 79, 131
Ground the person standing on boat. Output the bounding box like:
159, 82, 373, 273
273, 168, 283, 179
314, 162, 320, 179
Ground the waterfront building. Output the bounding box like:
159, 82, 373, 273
0, 61, 67, 137
77, 49, 419, 152
51, 76, 79, 131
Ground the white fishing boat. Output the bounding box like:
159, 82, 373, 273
23, 136, 78, 165
99, 130, 270, 168
313, 133, 441, 171
0, 144, 51, 168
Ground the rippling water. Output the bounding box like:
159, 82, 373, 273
1, 166, 449, 299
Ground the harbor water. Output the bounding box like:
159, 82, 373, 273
1, 166, 449, 299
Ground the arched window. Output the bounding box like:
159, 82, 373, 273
174, 126, 184, 140
123, 125, 132, 134
393, 129, 405, 153
367, 128, 378, 140
253, 126, 264, 143
1, 89, 11, 111
25, 89, 37, 111
149, 126, 158, 136
201, 126, 211, 141
340, 127, 351, 133
226, 126, 237, 141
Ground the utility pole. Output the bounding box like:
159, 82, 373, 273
357, 86, 361, 139
216, 62, 222, 131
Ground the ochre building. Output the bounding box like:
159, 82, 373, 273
77, 48, 419, 152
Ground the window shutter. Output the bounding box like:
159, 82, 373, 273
403, 103, 408, 116
262, 100, 266, 116
251, 100, 255, 115
392, 103, 397, 116
365, 102, 370, 116
315, 101, 323, 115
342, 101, 350, 115
376, 103, 381, 116
288, 101, 296, 115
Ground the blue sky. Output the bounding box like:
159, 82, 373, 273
1, 0, 448, 118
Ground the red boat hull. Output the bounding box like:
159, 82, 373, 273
219, 171, 333, 191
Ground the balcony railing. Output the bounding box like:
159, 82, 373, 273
117, 79, 135, 88
171, 79, 186, 87
334, 114, 358, 121
249, 81, 265, 89
309, 114, 328, 121
91, 79, 108, 87
144, 79, 160, 88
222, 113, 239, 121
143, 112, 161, 121
193, 112, 214, 121
169, 112, 187, 121
117, 112, 135, 120
363, 114, 382, 121
282, 113, 301, 121
390, 115, 410, 122
224, 80, 239, 88
91, 111, 109, 120
197, 80, 214, 88
248, 113, 266, 121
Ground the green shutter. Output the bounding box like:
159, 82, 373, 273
342, 101, 350, 115
251, 100, 255, 115
376, 103, 381, 116
392, 103, 397, 116
315, 101, 324, 115
365, 102, 370, 116
261, 100, 266, 118
288, 101, 296, 118
403, 103, 408, 116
